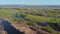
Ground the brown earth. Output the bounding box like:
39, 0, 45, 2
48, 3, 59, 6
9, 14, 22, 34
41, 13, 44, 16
11, 20, 51, 34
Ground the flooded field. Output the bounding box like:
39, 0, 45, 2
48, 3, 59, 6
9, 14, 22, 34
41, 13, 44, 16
0, 8, 60, 34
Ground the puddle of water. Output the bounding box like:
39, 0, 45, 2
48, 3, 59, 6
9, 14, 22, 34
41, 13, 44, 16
48, 23, 60, 31
37, 22, 60, 31
2, 20, 25, 34
13, 14, 23, 19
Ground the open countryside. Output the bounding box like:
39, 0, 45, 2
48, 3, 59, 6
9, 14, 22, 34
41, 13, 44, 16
0, 6, 60, 34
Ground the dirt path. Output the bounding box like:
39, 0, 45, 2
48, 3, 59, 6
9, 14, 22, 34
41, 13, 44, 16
0, 15, 7, 34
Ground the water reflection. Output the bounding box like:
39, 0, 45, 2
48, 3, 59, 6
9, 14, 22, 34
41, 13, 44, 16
2, 20, 24, 34
48, 23, 60, 31
37, 22, 48, 26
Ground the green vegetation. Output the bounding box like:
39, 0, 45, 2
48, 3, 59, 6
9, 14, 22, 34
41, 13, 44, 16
0, 9, 18, 18
0, 8, 60, 34
44, 25, 55, 33
25, 14, 55, 22
16, 9, 60, 34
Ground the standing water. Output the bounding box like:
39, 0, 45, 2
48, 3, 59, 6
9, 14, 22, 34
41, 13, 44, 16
2, 20, 24, 34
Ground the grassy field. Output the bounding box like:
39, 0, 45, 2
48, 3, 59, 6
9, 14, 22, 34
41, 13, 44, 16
25, 14, 56, 22
0, 8, 60, 34
0, 9, 19, 21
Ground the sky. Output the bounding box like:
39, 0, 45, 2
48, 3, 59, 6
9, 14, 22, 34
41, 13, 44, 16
0, 0, 60, 5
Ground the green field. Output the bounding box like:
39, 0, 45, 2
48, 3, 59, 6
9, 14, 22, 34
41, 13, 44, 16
0, 9, 19, 20
0, 8, 60, 34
